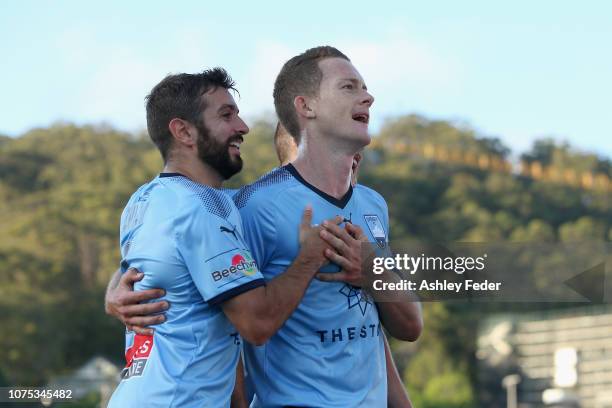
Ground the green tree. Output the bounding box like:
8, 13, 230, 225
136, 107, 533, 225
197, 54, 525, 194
510, 219, 556, 241
559, 216, 607, 241
1, 117, 609, 403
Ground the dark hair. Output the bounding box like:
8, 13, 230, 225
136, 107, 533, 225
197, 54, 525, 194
145, 68, 237, 162
273, 46, 349, 144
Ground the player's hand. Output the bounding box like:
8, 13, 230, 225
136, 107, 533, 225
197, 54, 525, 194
316, 222, 371, 287
105, 268, 168, 335
298, 206, 342, 269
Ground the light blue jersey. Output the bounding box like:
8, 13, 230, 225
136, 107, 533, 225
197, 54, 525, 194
234, 164, 388, 408
108, 173, 265, 408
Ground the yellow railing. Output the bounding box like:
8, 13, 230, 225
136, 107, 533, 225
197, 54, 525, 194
372, 140, 611, 192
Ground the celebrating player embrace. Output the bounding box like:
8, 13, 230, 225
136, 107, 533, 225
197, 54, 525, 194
106, 46, 422, 407
106, 68, 342, 407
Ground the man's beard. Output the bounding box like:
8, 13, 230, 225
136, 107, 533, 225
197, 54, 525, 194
195, 121, 243, 180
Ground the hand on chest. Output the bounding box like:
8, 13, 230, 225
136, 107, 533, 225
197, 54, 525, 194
274, 202, 386, 269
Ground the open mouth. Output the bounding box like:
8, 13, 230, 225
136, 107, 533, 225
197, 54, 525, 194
228, 136, 243, 152
352, 113, 369, 124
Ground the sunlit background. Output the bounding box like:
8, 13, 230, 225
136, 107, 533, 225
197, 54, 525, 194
1, 0, 611, 157
1, 2, 611, 407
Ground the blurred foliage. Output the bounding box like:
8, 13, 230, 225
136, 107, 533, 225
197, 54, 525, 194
521, 138, 612, 175
0, 117, 609, 407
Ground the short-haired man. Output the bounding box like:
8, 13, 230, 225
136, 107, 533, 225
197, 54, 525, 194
107, 68, 340, 407
235, 46, 423, 407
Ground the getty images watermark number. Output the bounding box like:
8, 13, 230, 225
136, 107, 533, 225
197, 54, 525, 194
0, 387, 74, 402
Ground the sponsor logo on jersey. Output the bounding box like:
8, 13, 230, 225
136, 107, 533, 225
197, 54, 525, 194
316, 322, 382, 343
339, 284, 373, 316
232, 253, 257, 276
211, 252, 258, 281
363, 214, 387, 249
121, 334, 153, 380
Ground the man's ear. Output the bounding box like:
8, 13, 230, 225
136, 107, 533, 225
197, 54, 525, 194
168, 118, 197, 148
294, 95, 316, 119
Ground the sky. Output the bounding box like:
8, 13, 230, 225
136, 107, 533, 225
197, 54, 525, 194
1, 1, 611, 158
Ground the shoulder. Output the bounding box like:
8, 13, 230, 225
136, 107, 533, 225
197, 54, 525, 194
233, 166, 296, 210
354, 183, 388, 210
123, 177, 182, 216
124, 179, 158, 206
157, 175, 237, 222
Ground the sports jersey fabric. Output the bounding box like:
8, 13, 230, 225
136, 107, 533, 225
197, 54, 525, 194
108, 173, 265, 408
234, 164, 388, 408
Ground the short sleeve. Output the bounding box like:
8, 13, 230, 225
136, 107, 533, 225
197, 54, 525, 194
177, 202, 265, 306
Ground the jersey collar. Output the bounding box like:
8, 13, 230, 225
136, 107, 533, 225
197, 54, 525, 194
159, 172, 187, 178
285, 164, 353, 209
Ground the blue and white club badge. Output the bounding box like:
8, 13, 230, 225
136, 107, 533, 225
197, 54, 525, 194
363, 214, 387, 249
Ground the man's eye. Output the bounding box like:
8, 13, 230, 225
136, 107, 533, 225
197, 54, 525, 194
342, 84, 353, 90
222, 113, 232, 118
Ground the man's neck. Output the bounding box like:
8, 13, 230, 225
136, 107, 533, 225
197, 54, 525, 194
291, 136, 357, 200
163, 154, 223, 188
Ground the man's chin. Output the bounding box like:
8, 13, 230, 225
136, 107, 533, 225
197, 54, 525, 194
221, 161, 243, 180
346, 123, 370, 140
350, 131, 371, 148
229, 156, 243, 169
362, 133, 372, 145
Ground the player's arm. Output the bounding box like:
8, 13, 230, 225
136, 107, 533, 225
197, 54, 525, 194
316, 222, 423, 341
104, 267, 168, 335
221, 207, 338, 345
384, 334, 413, 408
230, 358, 249, 408
371, 268, 422, 341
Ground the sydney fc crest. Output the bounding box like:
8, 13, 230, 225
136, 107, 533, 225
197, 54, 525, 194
363, 214, 387, 249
